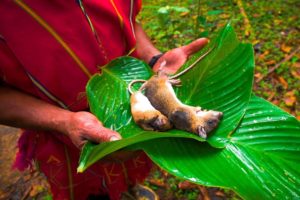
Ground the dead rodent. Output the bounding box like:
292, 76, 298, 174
128, 47, 222, 138
143, 74, 222, 138
130, 90, 172, 131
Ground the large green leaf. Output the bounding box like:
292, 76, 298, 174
78, 24, 255, 172
177, 24, 254, 146
78, 24, 300, 198
86, 57, 153, 131
136, 95, 300, 199
79, 57, 205, 171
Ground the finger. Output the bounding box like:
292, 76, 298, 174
90, 126, 122, 143
153, 50, 186, 74
152, 58, 166, 73
182, 38, 209, 57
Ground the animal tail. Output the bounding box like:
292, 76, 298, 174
128, 79, 147, 94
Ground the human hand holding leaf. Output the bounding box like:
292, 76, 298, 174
153, 38, 209, 74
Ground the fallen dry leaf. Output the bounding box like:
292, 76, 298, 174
292, 62, 300, 68
274, 19, 282, 25
180, 12, 189, 17
272, 99, 280, 105
284, 90, 296, 107
252, 39, 260, 45
291, 70, 300, 79
278, 76, 288, 89
281, 44, 292, 53
266, 60, 276, 65
245, 30, 250, 36
217, 23, 226, 28
220, 13, 230, 19
198, 186, 210, 200
162, 170, 168, 177
254, 72, 262, 79
178, 180, 198, 189
29, 185, 44, 197
215, 190, 226, 197
259, 50, 269, 59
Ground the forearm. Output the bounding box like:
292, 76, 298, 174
0, 85, 71, 134
134, 22, 161, 63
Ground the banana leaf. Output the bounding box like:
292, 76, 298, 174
78, 24, 254, 171
78, 24, 300, 199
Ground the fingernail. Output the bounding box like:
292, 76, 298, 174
109, 136, 120, 141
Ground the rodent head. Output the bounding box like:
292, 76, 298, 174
195, 110, 223, 138
170, 107, 222, 138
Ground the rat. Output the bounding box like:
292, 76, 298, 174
128, 80, 172, 131
143, 74, 222, 138
128, 47, 222, 138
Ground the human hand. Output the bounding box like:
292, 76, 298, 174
64, 111, 122, 148
152, 38, 209, 74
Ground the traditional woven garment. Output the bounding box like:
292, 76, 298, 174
0, 0, 152, 199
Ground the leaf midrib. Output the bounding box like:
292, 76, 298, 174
102, 67, 129, 88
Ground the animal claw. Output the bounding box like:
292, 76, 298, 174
169, 79, 182, 86
197, 126, 207, 139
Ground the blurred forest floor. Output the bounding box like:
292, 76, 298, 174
0, 0, 299, 199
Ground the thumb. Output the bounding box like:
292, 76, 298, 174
86, 126, 122, 143
182, 38, 209, 57
98, 126, 122, 142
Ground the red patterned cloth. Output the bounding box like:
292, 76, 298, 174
15, 130, 152, 200
0, 0, 153, 199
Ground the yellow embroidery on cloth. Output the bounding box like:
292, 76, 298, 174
15, 0, 92, 78
110, 0, 124, 28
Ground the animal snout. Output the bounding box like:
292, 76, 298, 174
212, 111, 223, 119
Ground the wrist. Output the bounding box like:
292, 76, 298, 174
148, 53, 164, 68
51, 109, 74, 135
138, 47, 161, 64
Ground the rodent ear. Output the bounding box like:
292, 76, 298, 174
170, 110, 191, 130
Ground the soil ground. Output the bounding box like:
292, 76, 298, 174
0, 125, 50, 200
